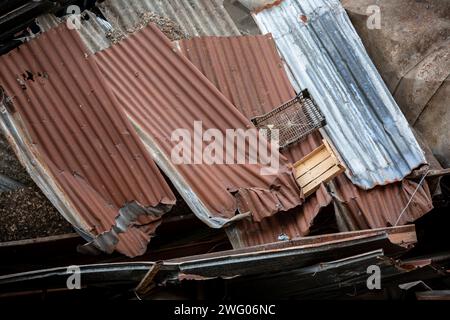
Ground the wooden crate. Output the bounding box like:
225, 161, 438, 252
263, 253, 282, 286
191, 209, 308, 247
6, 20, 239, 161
294, 139, 345, 197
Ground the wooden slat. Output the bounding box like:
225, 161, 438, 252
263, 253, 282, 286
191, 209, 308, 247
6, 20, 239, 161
294, 145, 328, 174
297, 156, 336, 186
302, 164, 344, 197
294, 138, 345, 197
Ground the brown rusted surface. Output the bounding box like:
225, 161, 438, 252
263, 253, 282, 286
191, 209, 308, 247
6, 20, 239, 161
0, 24, 176, 257
94, 24, 304, 228
178, 35, 333, 246
177, 34, 433, 247
332, 174, 434, 229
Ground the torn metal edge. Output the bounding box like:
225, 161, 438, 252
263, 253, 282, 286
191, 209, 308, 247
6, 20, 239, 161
0, 88, 172, 256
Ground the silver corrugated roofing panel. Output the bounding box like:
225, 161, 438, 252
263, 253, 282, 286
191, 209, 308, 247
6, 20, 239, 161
98, 0, 241, 37
36, 11, 111, 54
253, 0, 426, 189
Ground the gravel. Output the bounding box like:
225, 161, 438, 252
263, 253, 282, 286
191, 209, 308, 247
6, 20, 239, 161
0, 185, 74, 242
0, 132, 33, 186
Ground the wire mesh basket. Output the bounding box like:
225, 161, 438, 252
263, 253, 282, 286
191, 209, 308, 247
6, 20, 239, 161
251, 89, 326, 149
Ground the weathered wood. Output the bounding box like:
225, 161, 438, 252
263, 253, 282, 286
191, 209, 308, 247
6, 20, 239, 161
301, 165, 344, 197
294, 139, 345, 197
135, 262, 162, 297
297, 156, 336, 185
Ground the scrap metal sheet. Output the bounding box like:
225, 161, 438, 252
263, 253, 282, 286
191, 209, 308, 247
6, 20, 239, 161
98, 0, 241, 37
36, 11, 111, 54
253, 0, 427, 189
177, 34, 432, 247
0, 24, 176, 257
178, 35, 332, 246
94, 24, 304, 229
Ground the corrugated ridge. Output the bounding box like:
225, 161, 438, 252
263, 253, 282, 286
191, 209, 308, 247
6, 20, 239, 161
254, 0, 426, 189
94, 24, 303, 228
0, 24, 176, 257
98, 0, 241, 37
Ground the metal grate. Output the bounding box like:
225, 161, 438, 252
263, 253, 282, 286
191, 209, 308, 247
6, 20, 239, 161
251, 89, 326, 149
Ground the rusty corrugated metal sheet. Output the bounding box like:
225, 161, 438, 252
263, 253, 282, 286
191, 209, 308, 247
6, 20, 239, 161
230, 132, 433, 247
331, 174, 433, 230
0, 24, 176, 257
93, 24, 304, 229
177, 34, 433, 247
178, 35, 332, 247
98, 0, 241, 37
230, 134, 433, 247
177, 34, 331, 164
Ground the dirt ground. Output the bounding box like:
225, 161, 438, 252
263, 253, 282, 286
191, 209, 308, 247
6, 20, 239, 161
0, 185, 73, 242
0, 132, 73, 242
0, 133, 33, 186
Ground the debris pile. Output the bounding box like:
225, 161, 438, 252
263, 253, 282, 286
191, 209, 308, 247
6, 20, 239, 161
0, 0, 448, 301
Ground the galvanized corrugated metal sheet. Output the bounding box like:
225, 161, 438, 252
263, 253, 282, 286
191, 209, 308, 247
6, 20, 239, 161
0, 24, 176, 257
36, 11, 111, 54
253, 0, 427, 189
93, 24, 304, 229
98, 0, 241, 37
178, 35, 332, 247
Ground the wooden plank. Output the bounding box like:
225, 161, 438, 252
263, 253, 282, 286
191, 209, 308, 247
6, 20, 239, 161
0, 233, 80, 248
294, 145, 328, 173
135, 262, 162, 297
388, 228, 417, 247
408, 168, 450, 179
173, 225, 417, 263
301, 165, 344, 197
294, 149, 330, 179
297, 156, 336, 186
293, 137, 345, 197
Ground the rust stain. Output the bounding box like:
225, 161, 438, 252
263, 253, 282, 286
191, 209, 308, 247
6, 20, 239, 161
299, 15, 308, 24
254, 0, 285, 14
